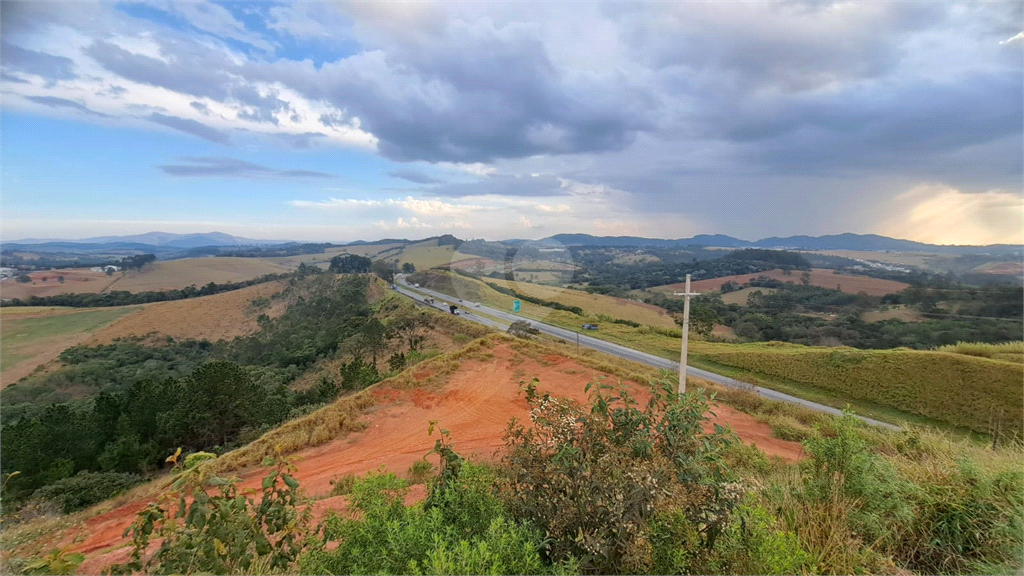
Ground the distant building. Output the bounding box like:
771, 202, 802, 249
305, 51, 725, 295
90, 265, 120, 273
0, 267, 14, 278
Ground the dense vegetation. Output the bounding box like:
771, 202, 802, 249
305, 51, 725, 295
571, 247, 811, 293
647, 276, 1023, 349
214, 242, 337, 258
0, 275, 441, 510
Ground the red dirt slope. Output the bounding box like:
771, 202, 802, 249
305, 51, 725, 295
70, 343, 802, 573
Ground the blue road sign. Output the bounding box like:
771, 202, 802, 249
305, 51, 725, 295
512, 299, 521, 312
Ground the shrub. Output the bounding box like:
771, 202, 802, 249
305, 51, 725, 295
31, 471, 142, 514
329, 473, 356, 496
302, 462, 561, 575
649, 500, 812, 575
506, 321, 539, 339
108, 455, 313, 575
408, 459, 434, 484
497, 377, 738, 573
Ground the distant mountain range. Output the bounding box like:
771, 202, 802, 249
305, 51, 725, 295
10, 231, 288, 249
537, 233, 1022, 255
5, 231, 1021, 256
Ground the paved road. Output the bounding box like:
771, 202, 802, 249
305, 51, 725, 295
395, 277, 901, 431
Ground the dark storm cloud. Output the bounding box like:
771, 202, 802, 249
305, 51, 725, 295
26, 95, 107, 117
282, 21, 656, 163
1, 42, 77, 80
387, 169, 442, 185
430, 174, 567, 198
148, 113, 231, 144
86, 40, 236, 100
158, 156, 336, 179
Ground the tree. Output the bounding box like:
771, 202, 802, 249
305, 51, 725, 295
121, 254, 156, 270
58, 276, 65, 284
679, 303, 719, 337
801, 272, 811, 286
329, 254, 371, 274
371, 259, 395, 284
401, 262, 416, 274
16, 274, 30, 283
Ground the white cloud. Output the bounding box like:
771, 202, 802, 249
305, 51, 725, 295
438, 162, 498, 176
288, 198, 384, 209
876, 184, 1024, 245
1000, 32, 1023, 45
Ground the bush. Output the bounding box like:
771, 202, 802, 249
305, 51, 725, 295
497, 377, 738, 573
649, 501, 811, 575
506, 321, 539, 339
31, 471, 142, 514
408, 460, 434, 484
109, 455, 313, 575
302, 463, 563, 575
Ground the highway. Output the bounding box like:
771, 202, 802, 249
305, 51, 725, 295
394, 276, 901, 431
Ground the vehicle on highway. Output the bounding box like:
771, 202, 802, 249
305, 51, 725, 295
582, 323, 599, 330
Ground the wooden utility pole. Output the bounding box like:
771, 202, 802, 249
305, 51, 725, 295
673, 274, 699, 394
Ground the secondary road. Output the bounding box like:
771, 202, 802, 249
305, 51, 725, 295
394, 277, 901, 431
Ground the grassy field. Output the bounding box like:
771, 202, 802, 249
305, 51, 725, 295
935, 341, 1023, 363
374, 239, 479, 270
652, 268, 910, 297
692, 341, 1023, 435
85, 280, 289, 344
1, 306, 141, 387
0, 306, 80, 317
861, 306, 925, 323
0, 269, 118, 299
720, 286, 778, 306
109, 257, 291, 292
415, 270, 678, 328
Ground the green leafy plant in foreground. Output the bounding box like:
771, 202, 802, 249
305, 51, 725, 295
498, 376, 740, 573
108, 450, 313, 575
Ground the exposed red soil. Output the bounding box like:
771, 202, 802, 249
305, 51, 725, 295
66, 344, 803, 573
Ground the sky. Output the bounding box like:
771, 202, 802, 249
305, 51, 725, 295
1, 1, 1022, 245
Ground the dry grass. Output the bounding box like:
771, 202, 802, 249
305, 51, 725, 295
934, 341, 1023, 362
1, 307, 142, 387
109, 258, 291, 292
416, 270, 677, 328
653, 268, 911, 297
0, 269, 118, 299
85, 280, 288, 344
720, 286, 778, 306
861, 306, 925, 323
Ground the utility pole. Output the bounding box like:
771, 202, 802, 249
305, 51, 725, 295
673, 274, 699, 394
576, 330, 580, 355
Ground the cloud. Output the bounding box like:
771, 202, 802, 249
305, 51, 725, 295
1, 42, 77, 80
149, 113, 232, 144
876, 185, 1024, 245
387, 169, 442, 184
1000, 31, 1023, 45
159, 156, 336, 179
430, 174, 569, 198
26, 95, 107, 116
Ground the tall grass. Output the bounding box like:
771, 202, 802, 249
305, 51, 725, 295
935, 341, 1024, 363
696, 342, 1023, 434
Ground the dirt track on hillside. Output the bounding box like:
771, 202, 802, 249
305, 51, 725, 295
70, 343, 803, 574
